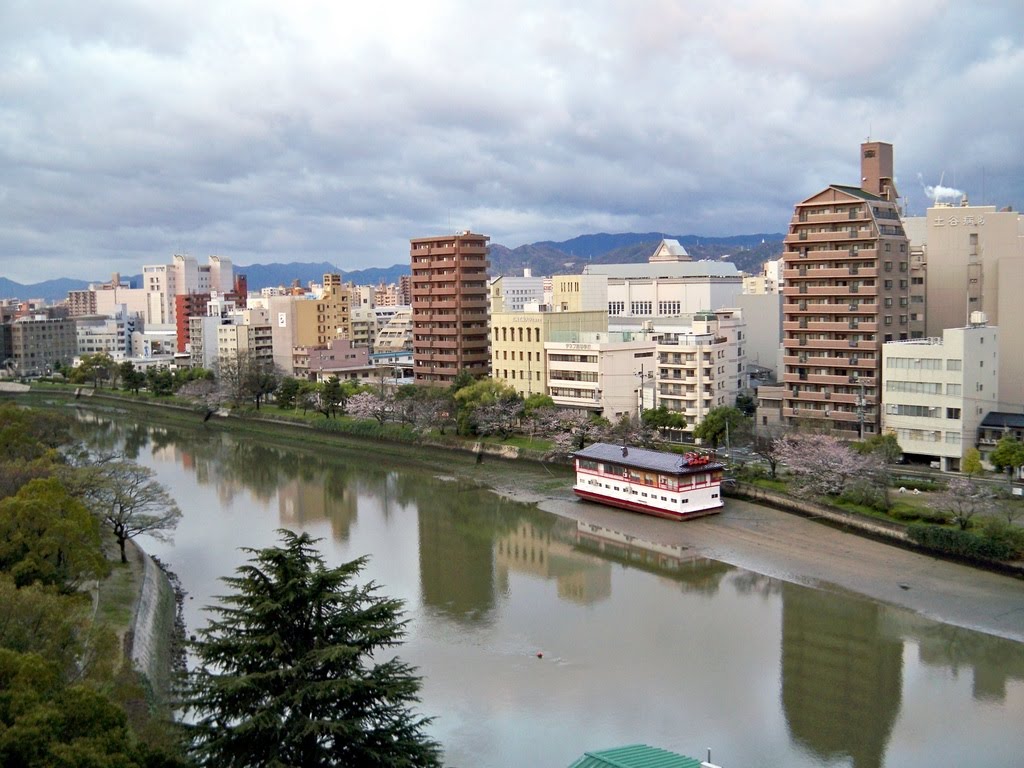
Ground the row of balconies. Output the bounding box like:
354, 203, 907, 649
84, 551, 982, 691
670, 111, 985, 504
784, 338, 877, 351
783, 354, 875, 368
783, 266, 880, 280
786, 303, 877, 314
783, 406, 862, 424
795, 209, 869, 225
784, 321, 879, 333
785, 247, 880, 261
788, 372, 877, 387
789, 229, 873, 243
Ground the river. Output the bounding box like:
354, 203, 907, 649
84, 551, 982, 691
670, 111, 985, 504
82, 414, 1024, 768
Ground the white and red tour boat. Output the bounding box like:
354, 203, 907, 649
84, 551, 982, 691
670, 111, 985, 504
572, 442, 725, 520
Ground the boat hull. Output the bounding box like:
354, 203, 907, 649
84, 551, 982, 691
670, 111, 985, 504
573, 487, 722, 521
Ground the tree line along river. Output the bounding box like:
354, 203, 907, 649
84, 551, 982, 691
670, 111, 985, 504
77, 407, 1024, 768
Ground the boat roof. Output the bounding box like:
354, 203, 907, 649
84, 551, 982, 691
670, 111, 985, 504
573, 442, 724, 475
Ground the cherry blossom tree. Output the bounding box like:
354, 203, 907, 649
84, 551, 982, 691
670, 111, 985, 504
937, 477, 995, 530
471, 398, 524, 438
776, 433, 886, 500
346, 391, 392, 424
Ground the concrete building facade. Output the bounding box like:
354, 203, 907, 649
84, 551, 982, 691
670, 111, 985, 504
410, 231, 490, 386
881, 320, 999, 472
543, 333, 655, 421
490, 272, 545, 313
583, 260, 743, 319
491, 309, 608, 398
11, 315, 78, 376
655, 309, 747, 431
903, 201, 1024, 407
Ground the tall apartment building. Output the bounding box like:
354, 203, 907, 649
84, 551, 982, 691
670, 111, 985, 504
142, 255, 235, 325
881, 319, 998, 472
67, 289, 97, 317
778, 141, 911, 438
410, 231, 490, 385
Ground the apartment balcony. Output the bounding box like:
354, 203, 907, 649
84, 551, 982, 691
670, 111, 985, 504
787, 230, 870, 245
784, 320, 866, 333
783, 338, 879, 354
795, 210, 871, 226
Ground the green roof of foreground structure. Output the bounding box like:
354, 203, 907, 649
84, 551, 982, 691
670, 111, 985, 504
568, 744, 704, 768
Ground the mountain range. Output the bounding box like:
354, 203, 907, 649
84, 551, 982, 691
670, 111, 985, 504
0, 232, 784, 301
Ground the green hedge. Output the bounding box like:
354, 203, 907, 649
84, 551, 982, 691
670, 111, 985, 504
906, 524, 1019, 561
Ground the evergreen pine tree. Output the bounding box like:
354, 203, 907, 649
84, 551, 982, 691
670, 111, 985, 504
181, 530, 441, 767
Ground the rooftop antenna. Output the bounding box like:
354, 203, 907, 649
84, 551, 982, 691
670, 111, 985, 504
933, 171, 944, 207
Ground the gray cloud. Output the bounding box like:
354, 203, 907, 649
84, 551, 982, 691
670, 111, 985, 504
1, 0, 1022, 283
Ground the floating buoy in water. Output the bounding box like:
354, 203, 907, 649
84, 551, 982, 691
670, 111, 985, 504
536, 651, 543, 659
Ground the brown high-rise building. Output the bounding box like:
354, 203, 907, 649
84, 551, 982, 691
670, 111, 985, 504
410, 231, 490, 385
778, 142, 910, 438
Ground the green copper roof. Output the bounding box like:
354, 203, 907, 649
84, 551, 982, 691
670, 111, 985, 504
568, 744, 704, 768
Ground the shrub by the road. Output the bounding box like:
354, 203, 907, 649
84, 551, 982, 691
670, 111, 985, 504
907, 523, 1023, 561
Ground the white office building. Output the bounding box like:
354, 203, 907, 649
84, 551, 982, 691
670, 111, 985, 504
881, 317, 998, 472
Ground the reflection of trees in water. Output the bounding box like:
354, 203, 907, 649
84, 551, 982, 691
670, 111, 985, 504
495, 516, 611, 606
417, 479, 526, 626
780, 582, 902, 768
909, 621, 1024, 703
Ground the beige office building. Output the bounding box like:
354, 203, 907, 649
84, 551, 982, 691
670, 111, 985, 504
491, 309, 608, 398
881, 320, 998, 472
268, 276, 351, 374
903, 202, 1024, 406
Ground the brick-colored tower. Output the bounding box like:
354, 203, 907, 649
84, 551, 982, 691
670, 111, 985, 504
410, 231, 490, 385
779, 142, 910, 438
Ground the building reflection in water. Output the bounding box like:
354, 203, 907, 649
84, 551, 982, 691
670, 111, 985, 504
780, 582, 902, 768
573, 521, 732, 594
277, 473, 358, 541
495, 517, 611, 605
417, 480, 511, 625
885, 611, 1024, 703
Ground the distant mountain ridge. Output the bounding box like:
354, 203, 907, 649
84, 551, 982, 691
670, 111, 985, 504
1, 232, 784, 300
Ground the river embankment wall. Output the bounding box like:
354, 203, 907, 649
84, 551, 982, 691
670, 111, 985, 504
127, 541, 180, 699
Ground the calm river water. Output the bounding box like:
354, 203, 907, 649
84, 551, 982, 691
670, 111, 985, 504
83, 415, 1024, 768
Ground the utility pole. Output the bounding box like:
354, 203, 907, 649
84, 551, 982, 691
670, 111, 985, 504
636, 362, 644, 418
856, 379, 866, 439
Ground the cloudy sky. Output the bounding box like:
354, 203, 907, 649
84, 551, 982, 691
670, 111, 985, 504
2, 0, 1022, 283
